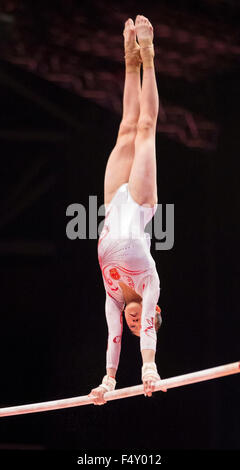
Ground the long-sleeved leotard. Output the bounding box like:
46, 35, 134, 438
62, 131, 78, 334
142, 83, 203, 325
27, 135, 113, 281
98, 183, 160, 370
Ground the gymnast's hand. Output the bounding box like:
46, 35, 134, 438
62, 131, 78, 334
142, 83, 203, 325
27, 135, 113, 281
143, 374, 167, 397
143, 374, 157, 397
142, 362, 167, 397
88, 375, 116, 405
88, 386, 107, 405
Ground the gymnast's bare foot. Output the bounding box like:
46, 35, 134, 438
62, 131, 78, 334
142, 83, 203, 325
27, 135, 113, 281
123, 18, 141, 72
135, 15, 154, 67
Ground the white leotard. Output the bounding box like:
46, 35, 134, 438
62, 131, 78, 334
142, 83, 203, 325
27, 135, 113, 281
98, 183, 160, 370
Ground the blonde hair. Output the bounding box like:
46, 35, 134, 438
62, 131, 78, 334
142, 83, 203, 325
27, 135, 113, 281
155, 310, 162, 332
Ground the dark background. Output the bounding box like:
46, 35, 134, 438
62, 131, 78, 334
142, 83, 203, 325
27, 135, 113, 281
0, 0, 239, 452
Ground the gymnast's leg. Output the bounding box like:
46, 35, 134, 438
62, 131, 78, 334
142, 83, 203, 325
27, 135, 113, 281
104, 18, 141, 206
129, 15, 158, 208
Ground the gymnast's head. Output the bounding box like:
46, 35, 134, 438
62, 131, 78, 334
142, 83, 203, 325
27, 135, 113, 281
124, 301, 162, 337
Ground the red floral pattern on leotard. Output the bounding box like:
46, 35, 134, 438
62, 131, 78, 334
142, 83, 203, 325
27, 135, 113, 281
102, 264, 148, 297
144, 317, 155, 337
110, 268, 120, 280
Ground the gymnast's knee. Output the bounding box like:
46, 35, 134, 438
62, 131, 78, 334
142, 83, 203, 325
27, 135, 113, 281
118, 119, 138, 138
137, 116, 156, 135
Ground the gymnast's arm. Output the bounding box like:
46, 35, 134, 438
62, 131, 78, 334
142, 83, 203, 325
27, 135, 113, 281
88, 293, 124, 405
140, 273, 167, 395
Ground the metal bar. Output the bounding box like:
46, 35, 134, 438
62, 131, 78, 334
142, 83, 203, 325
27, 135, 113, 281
0, 361, 239, 417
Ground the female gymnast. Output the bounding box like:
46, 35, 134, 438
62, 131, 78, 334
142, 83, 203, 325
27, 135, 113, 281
89, 15, 166, 405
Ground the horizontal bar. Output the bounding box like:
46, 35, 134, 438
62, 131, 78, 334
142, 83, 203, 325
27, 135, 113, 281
0, 361, 239, 418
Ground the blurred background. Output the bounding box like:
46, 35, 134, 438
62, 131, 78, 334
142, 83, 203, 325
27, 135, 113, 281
0, 0, 239, 451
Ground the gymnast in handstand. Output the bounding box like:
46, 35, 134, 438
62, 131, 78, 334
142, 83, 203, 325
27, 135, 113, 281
89, 15, 166, 405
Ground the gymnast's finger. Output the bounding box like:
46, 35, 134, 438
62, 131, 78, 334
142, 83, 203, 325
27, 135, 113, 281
143, 380, 152, 397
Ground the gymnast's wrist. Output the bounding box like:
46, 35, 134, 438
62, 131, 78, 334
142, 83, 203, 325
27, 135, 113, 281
107, 367, 116, 379
141, 362, 160, 381
100, 375, 116, 392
